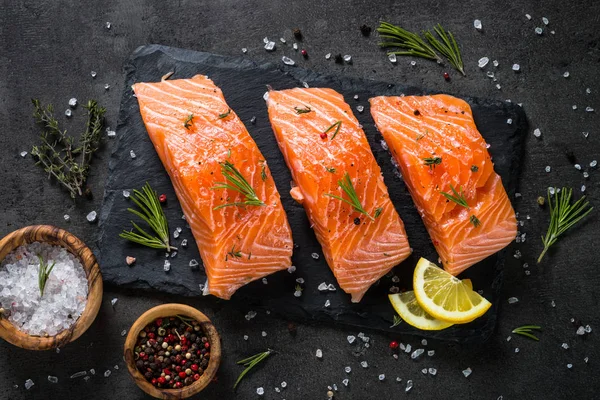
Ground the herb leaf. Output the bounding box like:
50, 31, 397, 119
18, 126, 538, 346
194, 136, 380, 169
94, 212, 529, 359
471, 165, 479, 172
469, 215, 481, 227
423, 156, 442, 169
324, 121, 343, 140
378, 22, 442, 64
212, 160, 265, 210
390, 315, 402, 328
38, 254, 56, 297
325, 172, 374, 221
423, 24, 465, 76
537, 187, 593, 263
234, 349, 272, 390
440, 184, 469, 208
119, 182, 176, 252
294, 106, 312, 114
373, 207, 383, 219
325, 166, 336, 173
512, 325, 541, 341
260, 161, 267, 181
226, 244, 243, 261
184, 114, 194, 130
218, 109, 231, 119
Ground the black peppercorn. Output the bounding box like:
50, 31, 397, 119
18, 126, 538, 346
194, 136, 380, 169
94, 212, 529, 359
360, 24, 372, 36
334, 54, 344, 64
293, 28, 302, 40
353, 217, 361, 225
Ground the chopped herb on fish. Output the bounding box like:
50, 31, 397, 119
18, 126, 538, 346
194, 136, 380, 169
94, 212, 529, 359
423, 156, 442, 169
470, 215, 481, 227
374, 207, 384, 219
440, 184, 469, 208
294, 106, 312, 114
184, 114, 194, 130
324, 121, 343, 140
471, 165, 479, 172
226, 244, 243, 261
212, 160, 265, 210
325, 172, 375, 221
325, 166, 336, 173
218, 109, 231, 119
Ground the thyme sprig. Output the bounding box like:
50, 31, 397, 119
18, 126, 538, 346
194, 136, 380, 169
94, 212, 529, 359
38, 254, 56, 297
440, 184, 469, 208
212, 161, 265, 210
512, 325, 542, 341
325, 172, 375, 221
31, 99, 105, 198
234, 349, 273, 390
538, 187, 593, 263
423, 156, 442, 169
324, 121, 342, 140
424, 24, 465, 76
378, 22, 442, 64
119, 182, 176, 252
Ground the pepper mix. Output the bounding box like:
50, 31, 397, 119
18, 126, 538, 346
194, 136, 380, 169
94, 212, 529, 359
133, 315, 210, 389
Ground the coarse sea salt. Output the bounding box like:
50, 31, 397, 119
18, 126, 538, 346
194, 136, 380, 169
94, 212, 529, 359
0, 242, 88, 336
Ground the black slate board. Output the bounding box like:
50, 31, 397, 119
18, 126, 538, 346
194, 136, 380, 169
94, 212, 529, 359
98, 44, 527, 344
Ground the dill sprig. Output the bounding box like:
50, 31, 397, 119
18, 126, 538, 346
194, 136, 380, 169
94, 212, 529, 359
294, 106, 312, 114
38, 254, 56, 297
325, 172, 375, 221
378, 21, 442, 64
537, 187, 593, 263
212, 161, 265, 210
440, 184, 469, 208
324, 121, 342, 140
470, 215, 481, 227
512, 325, 542, 341
234, 349, 273, 390
184, 114, 194, 129
119, 182, 176, 252
424, 24, 465, 76
218, 109, 231, 119
31, 99, 105, 198
422, 156, 442, 169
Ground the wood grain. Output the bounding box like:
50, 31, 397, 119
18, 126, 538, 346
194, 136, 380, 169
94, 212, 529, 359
0, 225, 103, 350
124, 304, 221, 399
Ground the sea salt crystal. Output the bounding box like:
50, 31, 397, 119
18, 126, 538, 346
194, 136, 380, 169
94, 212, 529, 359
379, 374, 385, 381
533, 128, 542, 138
91, 71, 97, 78
462, 368, 472, 378
513, 250, 521, 259
104, 84, 110, 90
245, 311, 257, 320
275, 388, 280, 393
428, 350, 435, 356
405, 343, 412, 353
405, 380, 413, 392
281, 381, 287, 388
70, 371, 87, 379
356, 105, 364, 113
429, 368, 437, 375
360, 361, 368, 368
586, 107, 594, 112
241, 48, 247, 54
282, 56, 295, 66
63, 214, 70, 222
575, 164, 582, 170
48, 376, 58, 383
257, 387, 264, 395
545, 166, 551, 173
421, 368, 428, 375
188, 259, 199, 268
103, 369, 112, 378
25, 379, 34, 390
105, 21, 111, 29
388, 53, 397, 63
473, 19, 482, 30
287, 265, 296, 273
264, 41, 276, 51
262, 278, 268, 285
535, 27, 543, 35
542, 17, 549, 25
562, 343, 569, 349
563, 72, 570, 78
585, 325, 592, 333
261, 331, 267, 337
68, 98, 78, 108
567, 363, 573, 369
122, 190, 130, 198
411, 349, 425, 359
293, 43, 298, 50
85, 211, 97, 223
173, 230, 180, 239
391, 275, 399, 283
84, 376, 90, 382
316, 349, 323, 358
496, 84, 502, 90
347, 335, 356, 344
323, 298, 330, 306
486, 71, 494, 78
583, 172, 589, 178
318, 282, 328, 291
327, 284, 336, 291
584, 357, 589, 363
590, 160, 597, 167
508, 297, 519, 304
577, 326, 586, 335
512, 64, 520, 72
130, 150, 136, 159
551, 300, 556, 308
325, 53, 331, 60
507, 118, 513, 124
525, 14, 531, 20
302, 81, 309, 88
573, 105, 578, 110
342, 378, 349, 386
343, 55, 352, 63
106, 128, 116, 137
65, 109, 72, 117
410, 60, 417, 66
89, 369, 95, 375
345, 366, 352, 373
163, 260, 170, 272
478, 57, 489, 68
421, 339, 428, 346
311, 253, 319, 259
293, 289, 302, 297
121, 329, 127, 336
279, 37, 286, 44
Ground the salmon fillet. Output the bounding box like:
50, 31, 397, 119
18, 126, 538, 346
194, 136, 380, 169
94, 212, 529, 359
369, 94, 517, 275
266, 87, 411, 302
133, 75, 293, 299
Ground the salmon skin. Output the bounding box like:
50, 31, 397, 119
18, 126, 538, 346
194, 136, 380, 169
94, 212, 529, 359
133, 74, 293, 300
266, 87, 411, 302
369, 94, 517, 276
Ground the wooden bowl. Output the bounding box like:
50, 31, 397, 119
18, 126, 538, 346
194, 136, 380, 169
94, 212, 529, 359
0, 225, 103, 350
124, 304, 221, 399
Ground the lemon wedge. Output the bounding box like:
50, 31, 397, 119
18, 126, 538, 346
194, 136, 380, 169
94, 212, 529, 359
413, 257, 491, 324
389, 291, 454, 331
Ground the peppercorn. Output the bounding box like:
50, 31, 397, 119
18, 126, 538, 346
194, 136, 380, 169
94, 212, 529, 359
293, 28, 302, 40
353, 217, 360, 225
360, 24, 372, 36
334, 54, 344, 64
159, 194, 167, 203
389, 340, 399, 349
301, 49, 308, 58
443, 72, 450, 81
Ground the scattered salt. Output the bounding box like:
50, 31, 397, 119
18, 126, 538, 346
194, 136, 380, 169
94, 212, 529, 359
590, 160, 597, 167
104, 370, 111, 378
65, 109, 72, 117
130, 150, 136, 159
508, 297, 519, 304
91, 71, 97, 78
311, 253, 320, 259
478, 57, 489, 68
577, 326, 586, 335
347, 335, 356, 344
542, 17, 549, 25
25, 379, 34, 390
512, 64, 520, 72
405, 343, 412, 353
388, 54, 397, 63
567, 363, 573, 369
342, 378, 349, 386
122, 190, 130, 198
293, 43, 298, 50
264, 41, 275, 51
106, 128, 116, 137
262, 278, 268, 285
525, 14, 531, 20
282, 56, 295, 66
379, 374, 385, 381
287, 265, 296, 273
70, 371, 87, 379
535, 27, 543, 35
261, 331, 267, 337
241, 48, 247, 54
48, 376, 58, 383
533, 128, 542, 138
562, 343, 569, 350
585, 325, 592, 333
121, 329, 127, 336
545, 166, 551, 173
473, 19, 482, 30
507, 118, 513, 125
411, 348, 424, 359
462, 368, 472, 378
586, 88, 591, 94
163, 260, 170, 272
281, 381, 287, 388
585, 106, 594, 112
318, 282, 328, 291
316, 349, 323, 358
243, 335, 248, 340
245, 310, 257, 320
405, 380, 413, 392
325, 53, 331, 60
360, 361, 368, 368
105, 21, 111, 29
421, 368, 428, 375
69, 98, 78, 107
428, 350, 435, 356
104, 84, 110, 90
181, 239, 188, 248
429, 368, 437, 376
189, 259, 199, 268
343, 55, 352, 63
356, 105, 364, 113
19, 151, 28, 158
345, 366, 352, 373
257, 387, 264, 395
410, 60, 417, 66
563, 72, 570, 78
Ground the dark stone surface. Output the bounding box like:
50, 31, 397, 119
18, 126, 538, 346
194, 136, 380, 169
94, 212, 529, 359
1, 1, 599, 399
98, 44, 527, 344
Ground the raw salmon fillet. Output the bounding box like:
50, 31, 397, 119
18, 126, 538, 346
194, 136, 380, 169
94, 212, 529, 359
266, 87, 411, 302
133, 75, 293, 299
369, 94, 517, 275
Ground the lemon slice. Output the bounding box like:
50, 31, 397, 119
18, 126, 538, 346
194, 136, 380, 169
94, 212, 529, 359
413, 257, 492, 324
389, 291, 454, 331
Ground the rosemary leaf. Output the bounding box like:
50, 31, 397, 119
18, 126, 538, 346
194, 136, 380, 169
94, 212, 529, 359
537, 187, 593, 263
440, 184, 469, 208
324, 121, 343, 140
226, 244, 243, 261
184, 114, 194, 130
470, 215, 481, 227
325, 172, 375, 221
424, 24, 465, 76
37, 254, 56, 298
378, 22, 442, 63
218, 109, 231, 119
234, 349, 272, 390
390, 315, 402, 328
512, 325, 542, 341
211, 160, 265, 210
294, 106, 312, 114
422, 156, 442, 169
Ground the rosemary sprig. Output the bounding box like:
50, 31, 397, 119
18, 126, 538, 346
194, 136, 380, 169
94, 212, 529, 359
234, 349, 273, 390
218, 109, 231, 119
325, 172, 375, 221
470, 215, 481, 227
119, 182, 176, 252
378, 21, 442, 64
512, 325, 542, 341
424, 24, 465, 76
184, 114, 194, 130
390, 315, 402, 328
38, 254, 56, 297
537, 187, 593, 263
31, 99, 105, 198
440, 184, 469, 208
226, 244, 243, 261
373, 207, 383, 219
324, 121, 342, 140
422, 156, 442, 169
211, 161, 265, 210
294, 106, 312, 114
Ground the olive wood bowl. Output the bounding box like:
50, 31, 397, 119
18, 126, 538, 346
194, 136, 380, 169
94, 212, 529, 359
124, 304, 221, 399
0, 225, 103, 350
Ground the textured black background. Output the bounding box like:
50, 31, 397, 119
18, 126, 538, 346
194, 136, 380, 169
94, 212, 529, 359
1, 1, 599, 399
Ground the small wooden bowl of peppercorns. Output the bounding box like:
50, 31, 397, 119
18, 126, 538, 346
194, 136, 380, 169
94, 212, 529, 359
124, 304, 221, 399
